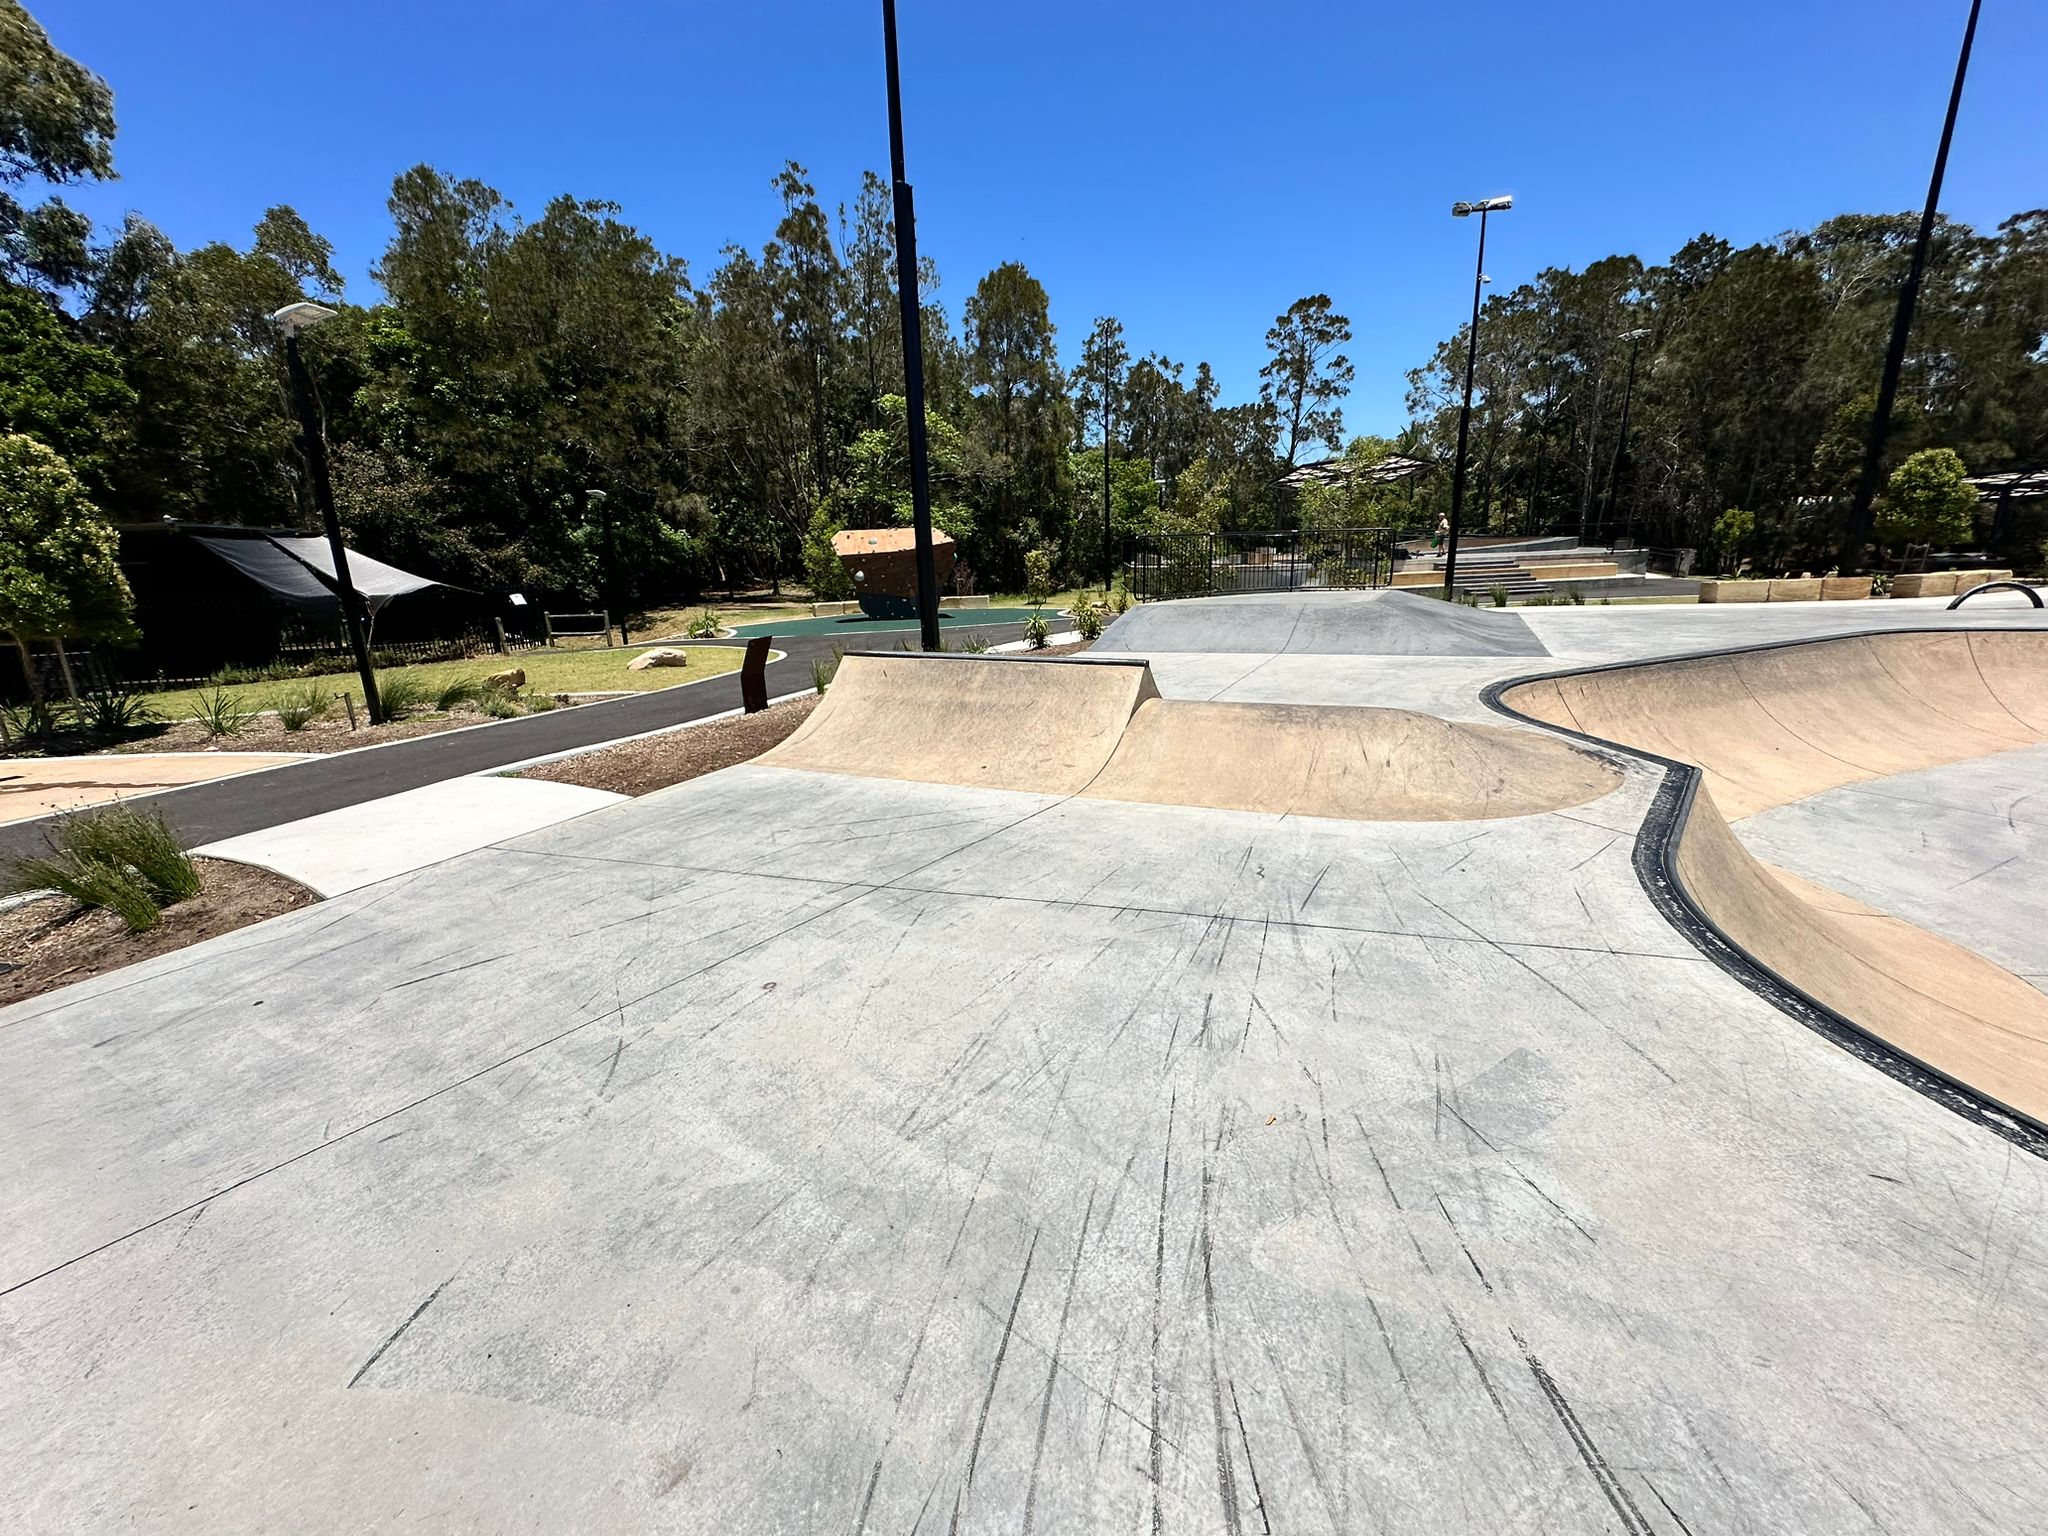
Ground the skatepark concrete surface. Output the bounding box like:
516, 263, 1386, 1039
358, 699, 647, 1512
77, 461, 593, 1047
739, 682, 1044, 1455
0, 750, 312, 824
194, 774, 625, 896
5, 586, 2048, 1532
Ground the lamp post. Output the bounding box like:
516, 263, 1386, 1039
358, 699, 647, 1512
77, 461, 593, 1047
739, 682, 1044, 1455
1443, 195, 1511, 599
272, 301, 383, 724
1844, 0, 1982, 564
586, 487, 624, 644
881, 0, 943, 652
1598, 327, 1652, 540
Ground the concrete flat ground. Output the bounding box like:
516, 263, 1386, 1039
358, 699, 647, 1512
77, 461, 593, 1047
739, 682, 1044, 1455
4, 589, 2048, 1531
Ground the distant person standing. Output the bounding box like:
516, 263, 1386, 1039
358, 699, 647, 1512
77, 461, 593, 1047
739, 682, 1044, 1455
1433, 513, 1450, 551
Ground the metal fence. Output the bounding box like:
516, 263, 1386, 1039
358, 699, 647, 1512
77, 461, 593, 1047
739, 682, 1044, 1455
1121, 528, 1400, 601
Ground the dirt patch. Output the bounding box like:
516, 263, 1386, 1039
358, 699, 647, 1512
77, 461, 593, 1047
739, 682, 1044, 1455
523, 695, 821, 797
0, 857, 317, 1007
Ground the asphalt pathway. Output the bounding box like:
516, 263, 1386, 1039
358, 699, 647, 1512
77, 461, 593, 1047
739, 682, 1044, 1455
0, 622, 1030, 860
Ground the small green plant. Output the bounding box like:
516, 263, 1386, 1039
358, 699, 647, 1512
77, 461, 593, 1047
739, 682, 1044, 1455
69, 684, 158, 736
687, 609, 722, 639
207, 660, 298, 687
1073, 598, 1105, 642
5, 806, 202, 933
813, 644, 846, 694
274, 681, 331, 731
1564, 584, 1585, 606
1024, 612, 1051, 649
476, 690, 521, 719
1488, 583, 1509, 608
376, 670, 433, 718
1109, 578, 1133, 615
434, 676, 489, 712
961, 631, 991, 654
194, 685, 257, 738
525, 691, 562, 712
1870, 571, 1893, 596
1022, 549, 1053, 609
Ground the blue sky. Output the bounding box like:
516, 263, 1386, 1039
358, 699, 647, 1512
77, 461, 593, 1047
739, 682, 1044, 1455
35, 0, 2047, 435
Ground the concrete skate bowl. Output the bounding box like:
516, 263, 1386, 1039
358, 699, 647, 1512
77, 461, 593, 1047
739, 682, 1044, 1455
764, 651, 1621, 821
1094, 588, 1550, 657
1496, 629, 2048, 1139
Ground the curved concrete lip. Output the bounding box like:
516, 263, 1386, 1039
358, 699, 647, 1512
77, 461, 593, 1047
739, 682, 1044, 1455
1486, 625, 2048, 1149
1096, 588, 1551, 658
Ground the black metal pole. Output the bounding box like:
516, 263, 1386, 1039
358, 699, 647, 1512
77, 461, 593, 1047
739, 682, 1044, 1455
1442, 208, 1489, 598
1598, 333, 1644, 537
1844, 0, 1981, 563
282, 331, 383, 723
882, 0, 943, 652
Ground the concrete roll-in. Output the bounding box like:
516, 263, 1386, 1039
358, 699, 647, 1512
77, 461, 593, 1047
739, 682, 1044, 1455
1083, 698, 1622, 821
1503, 630, 2048, 818
758, 652, 1159, 795
1095, 589, 1550, 658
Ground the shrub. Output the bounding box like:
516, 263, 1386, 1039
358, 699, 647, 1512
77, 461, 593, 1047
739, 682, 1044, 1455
1878, 448, 1976, 550
194, 685, 257, 738
435, 676, 489, 712
526, 691, 561, 712
1109, 578, 1133, 615
961, 631, 990, 654
376, 670, 433, 718
1024, 612, 1051, 649
1023, 549, 1053, 609
813, 644, 846, 694
1711, 508, 1755, 571
71, 683, 157, 735
477, 690, 521, 719
1488, 583, 1509, 608
687, 609, 722, 639
274, 681, 331, 731
1073, 599, 1105, 642
5, 806, 201, 933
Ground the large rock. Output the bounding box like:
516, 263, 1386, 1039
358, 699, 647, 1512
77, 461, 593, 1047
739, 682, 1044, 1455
484, 668, 525, 691
627, 647, 689, 672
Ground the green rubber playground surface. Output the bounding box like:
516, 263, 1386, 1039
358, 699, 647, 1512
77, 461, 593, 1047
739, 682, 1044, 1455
726, 607, 1043, 638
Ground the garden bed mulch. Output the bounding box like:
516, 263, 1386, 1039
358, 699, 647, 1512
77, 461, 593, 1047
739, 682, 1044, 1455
0, 857, 317, 1007
521, 695, 820, 797
2, 699, 598, 761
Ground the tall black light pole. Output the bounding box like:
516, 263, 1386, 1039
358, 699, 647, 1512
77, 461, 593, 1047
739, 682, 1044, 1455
1101, 390, 1113, 593
273, 301, 384, 724
1844, 0, 1981, 563
881, 0, 943, 652
1443, 195, 1511, 599
1598, 327, 1652, 540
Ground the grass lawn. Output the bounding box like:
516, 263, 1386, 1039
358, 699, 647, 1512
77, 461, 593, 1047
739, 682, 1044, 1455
144, 644, 747, 721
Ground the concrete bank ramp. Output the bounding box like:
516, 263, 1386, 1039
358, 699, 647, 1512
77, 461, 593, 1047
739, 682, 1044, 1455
1083, 699, 1620, 819
1677, 787, 2048, 1126
1096, 589, 1550, 657
764, 652, 1619, 820
1502, 629, 2048, 818
760, 652, 1159, 794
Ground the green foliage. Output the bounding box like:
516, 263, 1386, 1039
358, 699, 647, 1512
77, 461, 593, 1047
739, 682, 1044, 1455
803, 509, 853, 599
961, 631, 990, 654
433, 675, 489, 712
194, 685, 256, 737
5, 806, 200, 933
477, 689, 521, 719
274, 681, 330, 731
1072, 597, 1106, 641
1023, 612, 1051, 649
0, 0, 117, 293
375, 669, 433, 718
70, 680, 156, 734
686, 609, 722, 639
1022, 548, 1053, 609
0, 287, 133, 483
0, 432, 135, 648
1261, 296, 1353, 467
1488, 584, 1509, 608
1877, 448, 1977, 550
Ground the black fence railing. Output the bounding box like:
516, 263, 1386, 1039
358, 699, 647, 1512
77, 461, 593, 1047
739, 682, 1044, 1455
1122, 528, 1400, 601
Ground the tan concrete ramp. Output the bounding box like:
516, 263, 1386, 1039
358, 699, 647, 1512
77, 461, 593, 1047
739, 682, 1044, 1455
1503, 630, 2048, 818
759, 652, 1158, 794
1676, 787, 2048, 1126
1082, 699, 1621, 820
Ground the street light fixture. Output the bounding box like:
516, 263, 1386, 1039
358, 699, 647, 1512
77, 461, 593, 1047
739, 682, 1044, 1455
1443, 195, 1512, 598
1598, 327, 1653, 540
271, 301, 384, 724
